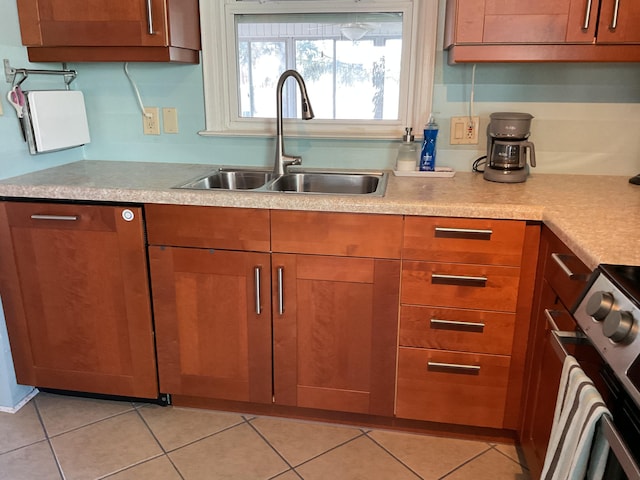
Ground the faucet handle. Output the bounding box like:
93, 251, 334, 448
282, 155, 302, 171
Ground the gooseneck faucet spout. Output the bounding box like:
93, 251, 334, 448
274, 70, 314, 176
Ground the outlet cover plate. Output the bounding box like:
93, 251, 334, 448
450, 116, 480, 145
143, 107, 160, 135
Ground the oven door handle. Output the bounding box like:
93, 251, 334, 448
601, 415, 640, 479
545, 309, 588, 359
546, 309, 640, 480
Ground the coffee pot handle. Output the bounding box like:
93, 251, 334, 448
524, 141, 536, 168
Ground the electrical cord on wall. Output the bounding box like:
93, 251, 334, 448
468, 64, 476, 127
123, 63, 152, 118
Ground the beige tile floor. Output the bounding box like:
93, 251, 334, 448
0, 392, 531, 480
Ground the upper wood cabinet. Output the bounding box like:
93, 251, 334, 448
445, 0, 640, 63
16, 0, 201, 63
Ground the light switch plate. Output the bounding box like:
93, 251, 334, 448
450, 116, 480, 145
162, 107, 178, 134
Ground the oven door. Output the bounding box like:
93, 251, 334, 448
548, 309, 640, 480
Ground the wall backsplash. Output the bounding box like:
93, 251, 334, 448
2, 0, 640, 181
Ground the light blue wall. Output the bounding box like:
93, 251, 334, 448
66, 2, 640, 175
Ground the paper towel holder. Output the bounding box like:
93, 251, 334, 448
3, 59, 77, 90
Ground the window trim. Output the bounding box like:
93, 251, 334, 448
199, 0, 438, 139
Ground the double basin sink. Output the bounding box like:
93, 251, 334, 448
175, 167, 387, 196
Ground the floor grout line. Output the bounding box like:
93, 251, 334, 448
364, 432, 425, 480
244, 415, 297, 475
33, 396, 66, 480
132, 407, 186, 480
490, 444, 531, 471
437, 446, 494, 480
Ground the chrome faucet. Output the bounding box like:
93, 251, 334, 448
273, 70, 314, 176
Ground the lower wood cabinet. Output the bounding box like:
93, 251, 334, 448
519, 225, 591, 478
396, 216, 539, 430
272, 254, 400, 416
0, 202, 158, 399
146, 206, 402, 417
149, 246, 272, 403
396, 347, 511, 428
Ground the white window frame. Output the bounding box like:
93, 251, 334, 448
199, 0, 439, 139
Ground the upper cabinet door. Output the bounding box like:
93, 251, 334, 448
451, 0, 594, 44
445, 0, 640, 62
596, 0, 640, 43
16, 0, 200, 63
18, 0, 168, 47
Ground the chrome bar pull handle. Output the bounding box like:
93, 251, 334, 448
582, 0, 593, 29
30, 214, 79, 221
277, 266, 285, 316
610, 0, 620, 30
431, 273, 487, 287
430, 318, 485, 333
427, 361, 480, 375
146, 0, 155, 35
550, 253, 589, 281
601, 416, 640, 478
254, 266, 262, 315
434, 227, 492, 240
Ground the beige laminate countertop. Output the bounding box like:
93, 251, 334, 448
0, 160, 638, 269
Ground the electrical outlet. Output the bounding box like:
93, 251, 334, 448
162, 107, 179, 134
450, 116, 480, 145
143, 107, 160, 135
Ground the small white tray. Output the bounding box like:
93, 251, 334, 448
393, 167, 455, 178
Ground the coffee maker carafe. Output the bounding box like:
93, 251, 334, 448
484, 112, 536, 183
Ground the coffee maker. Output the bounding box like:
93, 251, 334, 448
484, 112, 536, 183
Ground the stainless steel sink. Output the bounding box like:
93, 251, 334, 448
176, 168, 275, 190
266, 172, 384, 195
174, 168, 387, 196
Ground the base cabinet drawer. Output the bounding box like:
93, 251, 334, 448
401, 261, 520, 312
403, 216, 526, 266
399, 306, 516, 356
396, 347, 511, 428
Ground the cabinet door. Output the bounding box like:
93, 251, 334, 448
17, 0, 168, 47
272, 254, 400, 416
0, 202, 157, 398
454, 0, 594, 44
596, 0, 640, 43
150, 246, 272, 403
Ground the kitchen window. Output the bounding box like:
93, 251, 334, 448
199, 0, 438, 139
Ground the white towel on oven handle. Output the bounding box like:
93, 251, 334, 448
541, 355, 611, 480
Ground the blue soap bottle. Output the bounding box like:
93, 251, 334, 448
420, 116, 438, 171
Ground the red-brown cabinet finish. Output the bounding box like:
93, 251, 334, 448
396, 216, 539, 430
17, 0, 200, 63
149, 246, 273, 403
445, 0, 640, 62
0, 202, 158, 398
272, 253, 400, 416
519, 225, 591, 478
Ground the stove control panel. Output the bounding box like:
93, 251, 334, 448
574, 271, 640, 408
